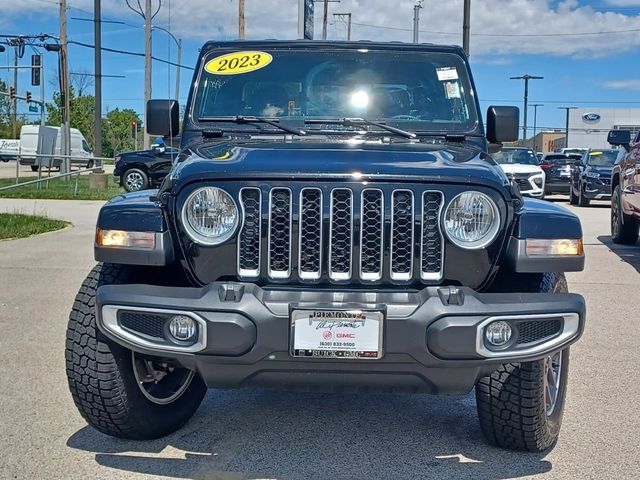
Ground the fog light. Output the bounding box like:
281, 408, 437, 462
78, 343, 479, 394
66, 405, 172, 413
168, 315, 197, 342
485, 321, 512, 347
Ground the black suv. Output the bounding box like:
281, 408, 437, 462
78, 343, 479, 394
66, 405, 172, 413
113, 145, 178, 192
569, 148, 619, 207
66, 41, 586, 452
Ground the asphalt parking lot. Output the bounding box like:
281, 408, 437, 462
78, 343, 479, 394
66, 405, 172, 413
1, 196, 639, 480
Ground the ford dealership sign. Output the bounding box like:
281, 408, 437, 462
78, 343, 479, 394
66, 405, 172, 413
583, 112, 601, 122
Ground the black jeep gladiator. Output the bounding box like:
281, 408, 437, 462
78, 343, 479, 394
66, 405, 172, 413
65, 40, 586, 452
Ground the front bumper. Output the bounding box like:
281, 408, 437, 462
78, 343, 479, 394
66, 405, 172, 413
583, 182, 612, 200
545, 182, 571, 194
96, 283, 586, 394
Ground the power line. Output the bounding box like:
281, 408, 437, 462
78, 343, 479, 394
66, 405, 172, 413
67, 39, 194, 70
351, 21, 640, 37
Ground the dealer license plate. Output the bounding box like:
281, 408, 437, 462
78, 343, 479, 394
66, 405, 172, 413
290, 310, 383, 359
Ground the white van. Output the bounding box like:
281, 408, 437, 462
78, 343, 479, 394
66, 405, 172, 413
19, 125, 94, 171
0, 139, 20, 162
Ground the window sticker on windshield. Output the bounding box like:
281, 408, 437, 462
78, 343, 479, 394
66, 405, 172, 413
436, 67, 459, 81
444, 81, 461, 99
204, 51, 273, 75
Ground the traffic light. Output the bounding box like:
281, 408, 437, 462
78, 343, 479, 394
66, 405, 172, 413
131, 120, 137, 137
31, 55, 41, 87
25, 91, 32, 103
9, 86, 16, 99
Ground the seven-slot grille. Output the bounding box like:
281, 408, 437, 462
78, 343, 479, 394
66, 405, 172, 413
237, 186, 444, 283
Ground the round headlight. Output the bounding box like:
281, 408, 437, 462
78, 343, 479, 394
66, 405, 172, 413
443, 191, 500, 249
181, 187, 239, 245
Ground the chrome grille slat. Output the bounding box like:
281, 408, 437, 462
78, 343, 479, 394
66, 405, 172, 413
299, 188, 322, 280
360, 189, 384, 281
268, 188, 292, 278
329, 188, 353, 280
237, 185, 445, 284
390, 190, 414, 281
237, 188, 261, 278
421, 191, 444, 281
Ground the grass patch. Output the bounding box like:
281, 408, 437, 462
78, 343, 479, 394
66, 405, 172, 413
0, 174, 124, 200
0, 213, 68, 240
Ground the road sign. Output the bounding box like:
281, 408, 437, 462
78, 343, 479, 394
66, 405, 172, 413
29, 105, 38, 113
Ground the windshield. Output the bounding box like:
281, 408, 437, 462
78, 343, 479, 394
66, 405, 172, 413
545, 154, 577, 166
192, 49, 478, 133
492, 149, 539, 165
587, 150, 618, 166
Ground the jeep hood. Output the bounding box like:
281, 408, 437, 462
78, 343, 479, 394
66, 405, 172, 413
167, 141, 509, 193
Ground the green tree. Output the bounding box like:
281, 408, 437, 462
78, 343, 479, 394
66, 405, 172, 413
0, 79, 28, 138
102, 108, 141, 158
46, 89, 96, 148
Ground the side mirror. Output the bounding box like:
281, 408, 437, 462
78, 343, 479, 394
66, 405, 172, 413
146, 100, 179, 137
608, 129, 631, 147
573, 160, 583, 167
486, 106, 519, 144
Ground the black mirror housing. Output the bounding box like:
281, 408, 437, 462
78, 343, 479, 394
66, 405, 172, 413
146, 100, 180, 137
608, 129, 631, 146
486, 106, 519, 144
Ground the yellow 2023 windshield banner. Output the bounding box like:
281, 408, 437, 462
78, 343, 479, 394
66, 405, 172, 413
204, 51, 273, 75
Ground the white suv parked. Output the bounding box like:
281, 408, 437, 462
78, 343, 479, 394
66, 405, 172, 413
492, 147, 545, 199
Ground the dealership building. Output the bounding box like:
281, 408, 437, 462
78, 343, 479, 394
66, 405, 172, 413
565, 108, 640, 150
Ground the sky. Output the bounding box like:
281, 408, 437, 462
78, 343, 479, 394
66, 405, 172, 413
2, 0, 640, 136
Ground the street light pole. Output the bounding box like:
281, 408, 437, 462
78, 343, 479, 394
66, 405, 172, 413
463, 0, 471, 55
510, 74, 543, 141
531, 103, 543, 152
413, 1, 423, 43
558, 106, 578, 149
60, 0, 72, 176
152, 26, 182, 101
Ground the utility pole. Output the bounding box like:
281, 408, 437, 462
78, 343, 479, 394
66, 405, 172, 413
12, 42, 18, 138
510, 74, 543, 141
144, 0, 152, 149
239, 0, 245, 39
558, 106, 577, 149
333, 13, 352, 41
413, 1, 423, 43
323, 0, 329, 40
531, 103, 543, 152
60, 0, 72, 176
176, 38, 182, 100
463, 0, 471, 56
94, 0, 102, 157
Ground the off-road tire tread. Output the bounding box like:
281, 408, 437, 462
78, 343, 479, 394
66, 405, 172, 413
65, 263, 205, 439
477, 272, 568, 452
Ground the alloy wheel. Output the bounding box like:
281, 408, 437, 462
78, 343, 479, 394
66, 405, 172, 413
132, 352, 195, 405
544, 351, 563, 416
125, 171, 144, 191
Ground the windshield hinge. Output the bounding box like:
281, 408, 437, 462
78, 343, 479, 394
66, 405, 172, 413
444, 134, 466, 142
202, 129, 224, 138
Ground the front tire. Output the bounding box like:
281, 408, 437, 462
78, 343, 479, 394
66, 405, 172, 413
477, 272, 570, 451
569, 182, 578, 205
578, 184, 590, 207
30, 165, 39, 172
611, 185, 639, 245
122, 168, 149, 192
65, 263, 207, 439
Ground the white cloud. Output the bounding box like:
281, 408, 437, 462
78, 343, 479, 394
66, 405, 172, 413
2, 0, 640, 57
604, 1, 640, 6
604, 79, 640, 90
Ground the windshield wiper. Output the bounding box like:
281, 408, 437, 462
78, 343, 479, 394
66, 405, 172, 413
305, 118, 416, 139
199, 115, 306, 136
